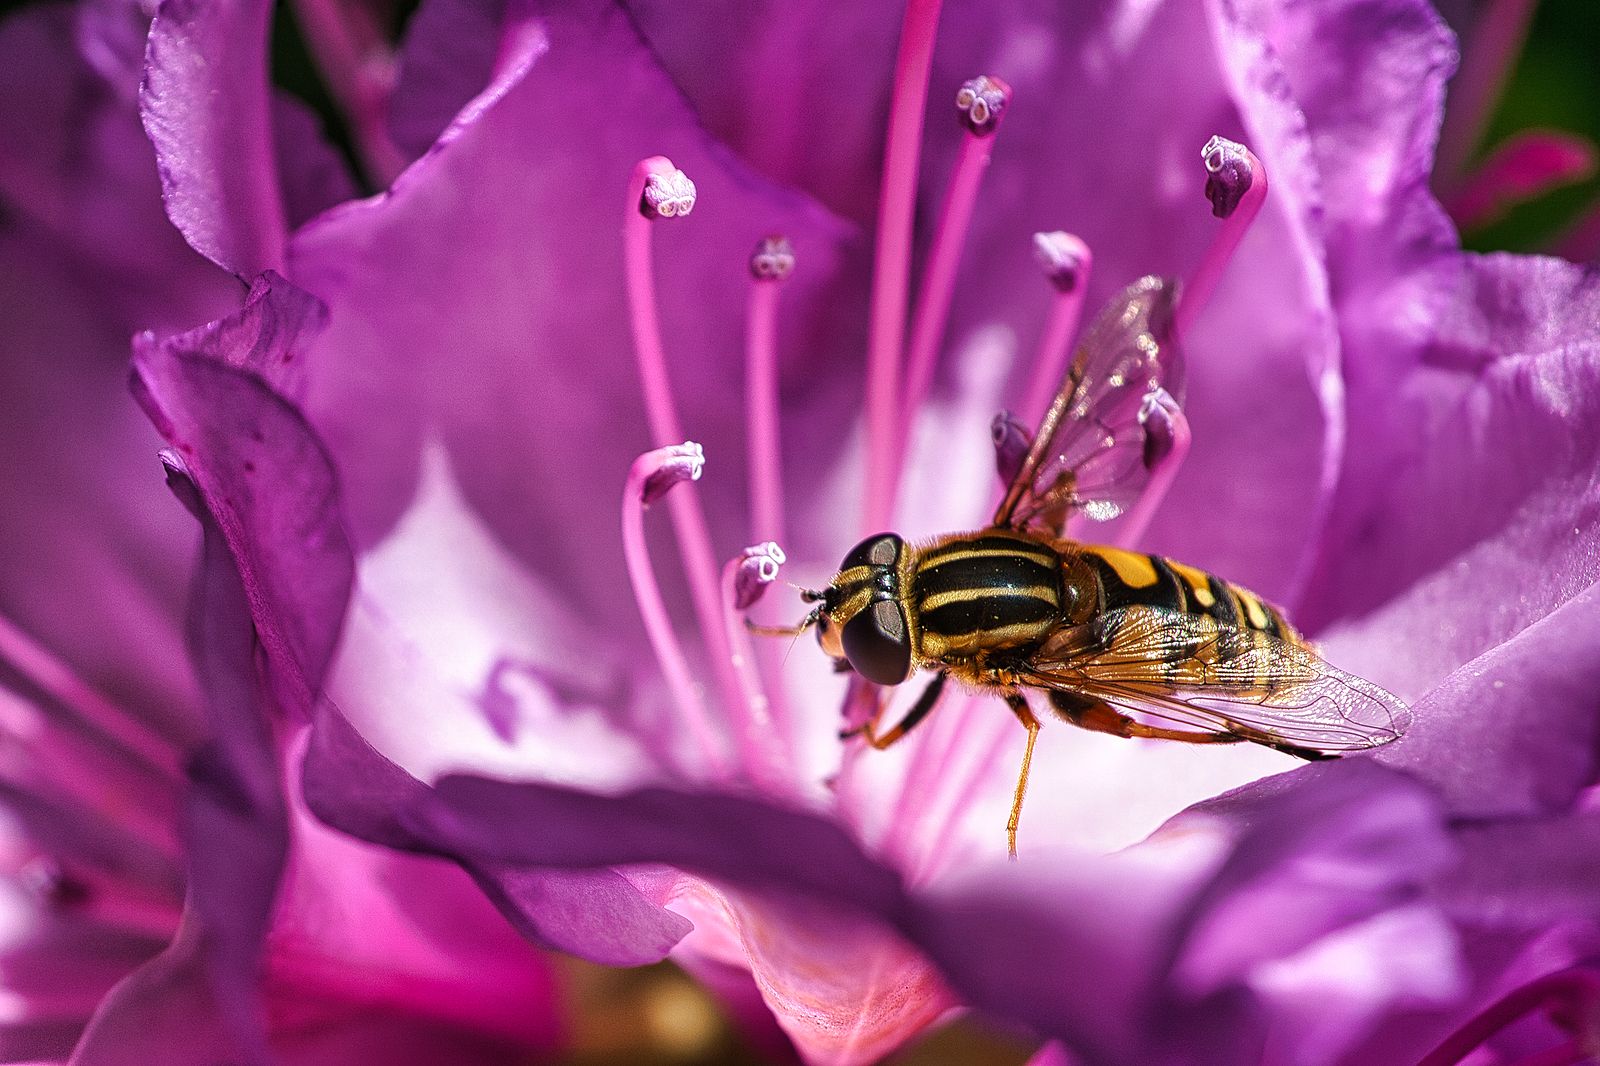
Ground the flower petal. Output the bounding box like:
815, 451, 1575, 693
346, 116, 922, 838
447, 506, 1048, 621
301, 703, 693, 966
140, 0, 287, 276
1373, 582, 1600, 817
1315, 260, 1600, 695
131, 279, 354, 705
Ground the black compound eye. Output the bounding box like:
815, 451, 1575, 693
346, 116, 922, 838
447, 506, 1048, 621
842, 599, 912, 685
840, 533, 902, 572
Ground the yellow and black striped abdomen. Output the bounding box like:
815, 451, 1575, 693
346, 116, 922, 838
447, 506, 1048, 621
1074, 544, 1304, 646
913, 533, 1065, 660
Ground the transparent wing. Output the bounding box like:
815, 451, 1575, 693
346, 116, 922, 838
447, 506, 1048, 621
994, 276, 1185, 535
1022, 606, 1411, 754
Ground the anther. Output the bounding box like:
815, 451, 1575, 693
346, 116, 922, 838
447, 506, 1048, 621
748, 236, 796, 282
955, 74, 1011, 135
1113, 388, 1190, 550
1032, 231, 1089, 292
991, 412, 1030, 487
20, 858, 91, 909
640, 441, 704, 505
1138, 389, 1183, 472
640, 166, 697, 219
732, 542, 786, 610
1201, 135, 1255, 218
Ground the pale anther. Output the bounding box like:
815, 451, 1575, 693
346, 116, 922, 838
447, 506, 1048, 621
991, 411, 1030, 486
1032, 231, 1089, 291
641, 167, 698, 219
640, 441, 704, 505
956, 74, 1012, 135
1138, 388, 1183, 471
749, 235, 796, 281
1201, 135, 1255, 219
733, 542, 787, 610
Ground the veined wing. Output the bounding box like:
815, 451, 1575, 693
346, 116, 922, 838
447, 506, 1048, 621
1021, 605, 1411, 754
993, 276, 1185, 536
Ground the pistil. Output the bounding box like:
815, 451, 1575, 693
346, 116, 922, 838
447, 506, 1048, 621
900, 76, 1013, 451
624, 157, 742, 718
621, 442, 732, 778
864, 0, 946, 532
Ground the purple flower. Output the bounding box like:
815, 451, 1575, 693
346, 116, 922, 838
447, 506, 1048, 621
8, 0, 1600, 1064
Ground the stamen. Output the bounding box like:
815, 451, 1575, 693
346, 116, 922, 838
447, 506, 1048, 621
1435, 0, 1539, 182
621, 443, 732, 778
863, 0, 947, 532
746, 236, 793, 545
730, 541, 786, 611
1418, 967, 1600, 1066
1174, 136, 1268, 341
720, 543, 792, 785
1020, 231, 1092, 425
900, 75, 1014, 468
0, 611, 180, 778
1111, 388, 1190, 549
624, 157, 742, 717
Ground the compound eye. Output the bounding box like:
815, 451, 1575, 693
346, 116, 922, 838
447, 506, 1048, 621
841, 599, 912, 685
840, 533, 902, 572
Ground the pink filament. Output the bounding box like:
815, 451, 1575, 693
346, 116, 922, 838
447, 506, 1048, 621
745, 277, 787, 545
287, 0, 406, 186
0, 610, 180, 779
1436, 0, 1539, 182
863, 0, 946, 533
1020, 255, 1093, 426
1418, 968, 1600, 1066
900, 129, 1001, 452
719, 556, 788, 787
623, 158, 742, 717
1111, 399, 1191, 550
620, 447, 732, 778
1173, 146, 1268, 343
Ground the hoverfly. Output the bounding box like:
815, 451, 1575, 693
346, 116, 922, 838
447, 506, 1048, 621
773, 276, 1410, 856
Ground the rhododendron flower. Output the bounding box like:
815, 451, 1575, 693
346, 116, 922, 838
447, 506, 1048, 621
6, 0, 1600, 1064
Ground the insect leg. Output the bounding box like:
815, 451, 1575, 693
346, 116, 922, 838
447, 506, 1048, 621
1047, 689, 1242, 745
1003, 692, 1041, 860
848, 671, 949, 750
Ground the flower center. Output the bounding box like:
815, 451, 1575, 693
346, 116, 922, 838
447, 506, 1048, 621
612, 19, 1271, 851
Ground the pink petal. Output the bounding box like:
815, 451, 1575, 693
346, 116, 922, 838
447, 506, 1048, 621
140, 0, 287, 276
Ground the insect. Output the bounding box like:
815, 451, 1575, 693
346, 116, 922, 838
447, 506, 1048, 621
772, 275, 1410, 857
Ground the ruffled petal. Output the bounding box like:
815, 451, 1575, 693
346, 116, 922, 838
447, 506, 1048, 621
140, 0, 287, 276
1315, 256, 1600, 694
302, 703, 693, 967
